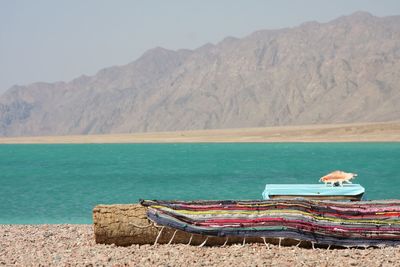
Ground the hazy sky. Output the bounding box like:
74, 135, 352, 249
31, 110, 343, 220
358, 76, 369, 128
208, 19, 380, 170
1, 0, 400, 93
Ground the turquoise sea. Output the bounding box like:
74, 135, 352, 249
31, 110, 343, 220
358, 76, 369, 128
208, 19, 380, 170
0, 143, 399, 224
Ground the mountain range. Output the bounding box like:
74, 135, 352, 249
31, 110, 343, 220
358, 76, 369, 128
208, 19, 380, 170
1, 11, 400, 137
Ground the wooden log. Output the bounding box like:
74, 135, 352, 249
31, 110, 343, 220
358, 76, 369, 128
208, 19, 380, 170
93, 204, 302, 247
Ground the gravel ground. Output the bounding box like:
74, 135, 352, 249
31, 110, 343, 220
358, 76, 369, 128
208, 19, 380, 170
1, 225, 400, 266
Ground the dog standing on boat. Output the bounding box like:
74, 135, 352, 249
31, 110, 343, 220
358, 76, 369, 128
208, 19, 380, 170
319, 171, 357, 186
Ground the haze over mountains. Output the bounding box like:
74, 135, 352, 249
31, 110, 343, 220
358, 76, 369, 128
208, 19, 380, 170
1, 11, 400, 137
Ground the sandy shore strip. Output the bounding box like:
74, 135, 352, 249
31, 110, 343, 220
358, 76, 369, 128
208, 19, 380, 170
0, 121, 399, 144
0, 225, 399, 266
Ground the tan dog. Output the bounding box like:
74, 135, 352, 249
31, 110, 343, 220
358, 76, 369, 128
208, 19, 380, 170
319, 171, 357, 186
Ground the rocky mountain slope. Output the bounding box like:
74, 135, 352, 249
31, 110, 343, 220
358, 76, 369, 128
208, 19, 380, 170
1, 11, 400, 136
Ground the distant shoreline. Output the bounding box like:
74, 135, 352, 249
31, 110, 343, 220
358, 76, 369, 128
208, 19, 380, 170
0, 121, 399, 144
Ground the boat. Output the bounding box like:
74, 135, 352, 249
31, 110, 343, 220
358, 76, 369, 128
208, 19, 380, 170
262, 183, 365, 201
262, 170, 364, 201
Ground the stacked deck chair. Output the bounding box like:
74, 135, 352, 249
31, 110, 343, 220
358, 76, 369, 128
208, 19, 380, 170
141, 199, 400, 248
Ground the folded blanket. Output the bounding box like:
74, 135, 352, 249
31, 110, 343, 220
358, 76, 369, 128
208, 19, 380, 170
141, 199, 400, 247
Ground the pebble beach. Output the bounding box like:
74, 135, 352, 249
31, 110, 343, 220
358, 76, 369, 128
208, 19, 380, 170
1, 225, 400, 266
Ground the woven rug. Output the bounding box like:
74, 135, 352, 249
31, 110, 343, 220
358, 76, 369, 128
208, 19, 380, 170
141, 199, 400, 247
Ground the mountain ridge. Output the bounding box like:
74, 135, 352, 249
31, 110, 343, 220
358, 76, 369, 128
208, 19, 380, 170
1, 11, 400, 137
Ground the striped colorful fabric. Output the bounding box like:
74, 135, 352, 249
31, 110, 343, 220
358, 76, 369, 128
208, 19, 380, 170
141, 199, 400, 247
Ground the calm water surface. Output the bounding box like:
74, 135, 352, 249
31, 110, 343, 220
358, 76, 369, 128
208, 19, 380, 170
0, 143, 399, 224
